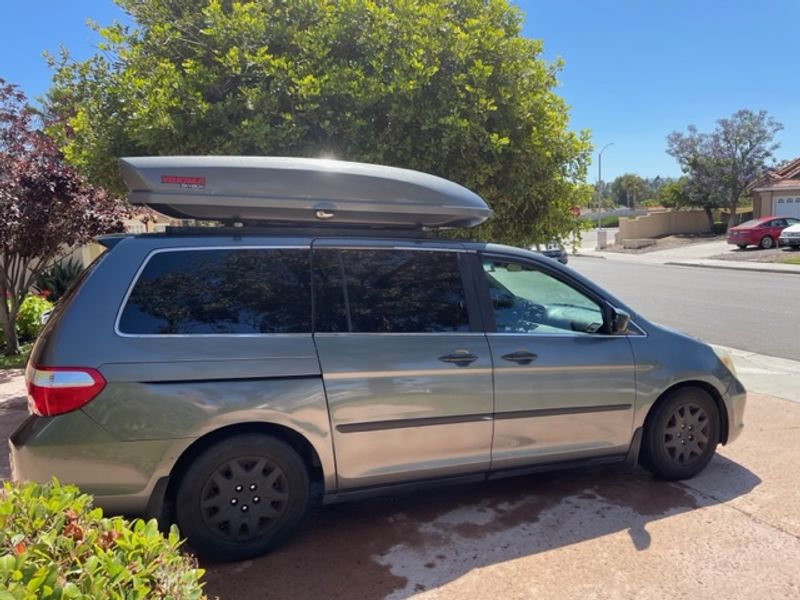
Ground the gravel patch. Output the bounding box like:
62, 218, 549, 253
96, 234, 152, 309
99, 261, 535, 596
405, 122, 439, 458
710, 246, 800, 263
602, 234, 724, 255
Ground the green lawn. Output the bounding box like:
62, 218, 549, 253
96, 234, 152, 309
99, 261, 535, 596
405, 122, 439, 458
0, 342, 33, 369
780, 256, 800, 265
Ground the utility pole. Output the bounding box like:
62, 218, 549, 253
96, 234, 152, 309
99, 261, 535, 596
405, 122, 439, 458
595, 142, 614, 249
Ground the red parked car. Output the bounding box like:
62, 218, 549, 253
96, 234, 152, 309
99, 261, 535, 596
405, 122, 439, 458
727, 216, 800, 249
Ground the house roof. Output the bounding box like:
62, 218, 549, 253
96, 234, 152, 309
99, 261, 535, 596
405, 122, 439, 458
749, 156, 800, 192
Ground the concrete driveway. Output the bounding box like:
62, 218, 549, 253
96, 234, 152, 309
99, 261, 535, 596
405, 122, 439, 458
202, 391, 800, 599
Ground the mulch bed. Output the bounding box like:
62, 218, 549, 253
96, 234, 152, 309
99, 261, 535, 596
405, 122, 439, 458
602, 233, 724, 254
711, 246, 800, 263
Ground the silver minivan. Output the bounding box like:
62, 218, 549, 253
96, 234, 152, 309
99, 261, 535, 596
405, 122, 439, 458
11, 157, 746, 561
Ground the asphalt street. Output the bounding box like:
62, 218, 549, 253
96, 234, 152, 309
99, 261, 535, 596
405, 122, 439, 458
569, 257, 800, 361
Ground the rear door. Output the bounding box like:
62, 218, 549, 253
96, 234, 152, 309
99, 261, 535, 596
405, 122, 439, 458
312, 240, 493, 489
476, 252, 636, 469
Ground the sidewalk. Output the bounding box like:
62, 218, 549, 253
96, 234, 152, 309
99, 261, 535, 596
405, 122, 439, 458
0, 369, 26, 479
576, 236, 800, 274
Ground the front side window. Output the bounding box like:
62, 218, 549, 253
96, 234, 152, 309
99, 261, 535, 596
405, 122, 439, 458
314, 249, 470, 333
482, 257, 604, 334
119, 249, 311, 334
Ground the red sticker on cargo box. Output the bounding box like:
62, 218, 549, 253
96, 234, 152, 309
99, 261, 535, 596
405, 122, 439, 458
161, 175, 206, 189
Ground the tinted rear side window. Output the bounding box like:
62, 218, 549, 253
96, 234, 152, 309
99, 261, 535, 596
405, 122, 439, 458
314, 249, 470, 333
119, 249, 311, 334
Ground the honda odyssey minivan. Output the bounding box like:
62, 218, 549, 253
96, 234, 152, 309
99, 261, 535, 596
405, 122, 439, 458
11, 156, 746, 561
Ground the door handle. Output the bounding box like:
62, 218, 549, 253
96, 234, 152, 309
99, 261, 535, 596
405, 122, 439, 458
438, 351, 479, 367
501, 350, 538, 365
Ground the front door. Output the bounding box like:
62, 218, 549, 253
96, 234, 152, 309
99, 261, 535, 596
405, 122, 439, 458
312, 241, 493, 489
478, 253, 636, 469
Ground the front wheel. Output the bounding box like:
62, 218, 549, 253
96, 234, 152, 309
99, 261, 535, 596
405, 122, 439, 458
640, 387, 720, 480
175, 434, 310, 561
759, 235, 774, 249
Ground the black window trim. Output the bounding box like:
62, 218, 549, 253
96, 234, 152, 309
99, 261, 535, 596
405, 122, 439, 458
310, 245, 484, 335
114, 245, 312, 338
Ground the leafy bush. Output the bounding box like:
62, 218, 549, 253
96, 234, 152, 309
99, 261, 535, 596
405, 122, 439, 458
0, 480, 207, 599
581, 215, 619, 228
640, 199, 662, 208
712, 221, 727, 235
15, 295, 54, 343
34, 259, 84, 303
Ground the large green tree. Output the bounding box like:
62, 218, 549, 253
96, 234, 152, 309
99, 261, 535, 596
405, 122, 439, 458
610, 173, 648, 207
45, 0, 591, 245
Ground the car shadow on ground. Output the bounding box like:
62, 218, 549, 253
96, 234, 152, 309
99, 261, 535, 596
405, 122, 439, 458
202, 455, 760, 600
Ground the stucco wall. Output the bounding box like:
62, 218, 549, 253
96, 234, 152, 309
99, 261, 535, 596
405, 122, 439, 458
62, 243, 106, 269
615, 210, 710, 244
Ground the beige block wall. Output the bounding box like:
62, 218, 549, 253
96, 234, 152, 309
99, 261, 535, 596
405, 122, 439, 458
62, 242, 106, 268
615, 210, 710, 245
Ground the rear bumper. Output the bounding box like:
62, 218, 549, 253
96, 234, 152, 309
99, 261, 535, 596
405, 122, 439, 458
779, 236, 800, 246
9, 412, 174, 516
726, 237, 751, 245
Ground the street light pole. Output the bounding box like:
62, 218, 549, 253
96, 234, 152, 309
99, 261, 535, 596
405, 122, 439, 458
596, 142, 614, 231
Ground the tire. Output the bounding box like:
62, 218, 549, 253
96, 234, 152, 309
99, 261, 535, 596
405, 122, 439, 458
736, 244, 747, 249
640, 387, 720, 481
759, 235, 774, 249
175, 434, 310, 561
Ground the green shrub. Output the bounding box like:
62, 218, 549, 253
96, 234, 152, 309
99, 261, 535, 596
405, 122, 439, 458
34, 259, 84, 304
581, 215, 619, 228
712, 221, 727, 235
0, 480, 206, 600
15, 295, 54, 343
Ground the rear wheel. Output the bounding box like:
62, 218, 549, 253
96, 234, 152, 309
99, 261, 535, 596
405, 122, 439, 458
175, 434, 309, 561
641, 387, 720, 480
759, 235, 774, 249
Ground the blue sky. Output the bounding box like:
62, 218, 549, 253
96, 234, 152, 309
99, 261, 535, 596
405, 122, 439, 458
1, 0, 798, 182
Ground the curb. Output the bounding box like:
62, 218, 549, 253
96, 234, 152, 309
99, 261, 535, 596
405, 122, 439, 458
572, 253, 607, 260
664, 261, 800, 275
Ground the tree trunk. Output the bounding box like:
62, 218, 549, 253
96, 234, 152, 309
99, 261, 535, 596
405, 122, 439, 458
704, 206, 715, 231
727, 199, 739, 229
0, 297, 20, 356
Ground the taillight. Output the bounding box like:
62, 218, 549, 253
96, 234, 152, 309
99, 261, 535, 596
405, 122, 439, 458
25, 365, 106, 416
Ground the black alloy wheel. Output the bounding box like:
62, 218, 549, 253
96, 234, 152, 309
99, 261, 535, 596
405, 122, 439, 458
176, 434, 309, 561
641, 387, 720, 480
661, 402, 710, 466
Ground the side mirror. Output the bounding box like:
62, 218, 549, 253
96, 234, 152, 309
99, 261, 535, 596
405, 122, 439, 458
610, 307, 630, 334
602, 302, 630, 334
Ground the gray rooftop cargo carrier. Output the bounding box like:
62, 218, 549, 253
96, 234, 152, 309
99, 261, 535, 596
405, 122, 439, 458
119, 156, 491, 228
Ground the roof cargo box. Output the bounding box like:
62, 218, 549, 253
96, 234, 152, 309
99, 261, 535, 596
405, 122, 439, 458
119, 156, 492, 229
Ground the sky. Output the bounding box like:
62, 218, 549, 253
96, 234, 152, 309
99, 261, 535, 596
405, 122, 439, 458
1, 0, 798, 182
